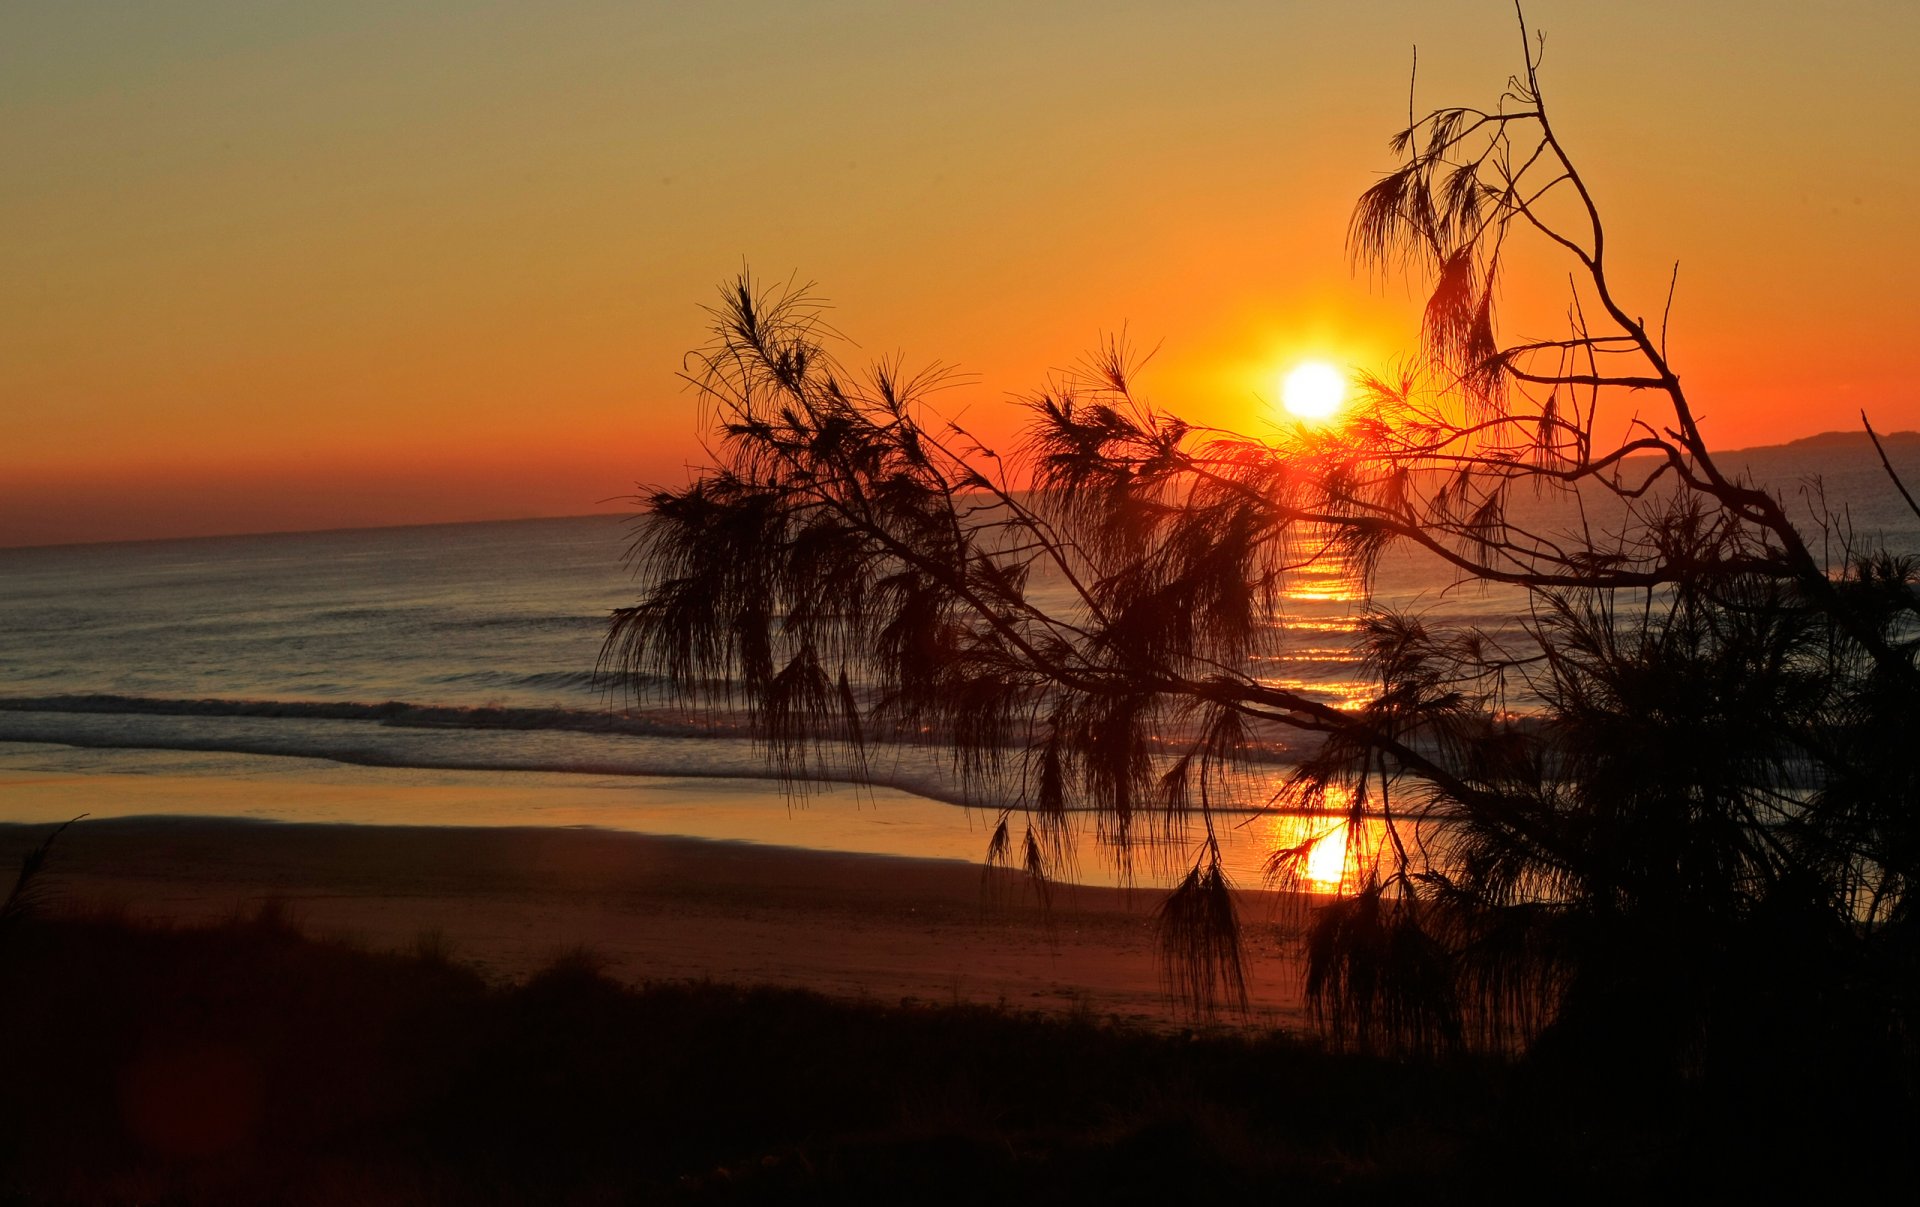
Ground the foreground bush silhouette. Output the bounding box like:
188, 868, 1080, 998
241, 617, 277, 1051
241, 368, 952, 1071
2, 909, 1910, 1200
604, 9, 1918, 1091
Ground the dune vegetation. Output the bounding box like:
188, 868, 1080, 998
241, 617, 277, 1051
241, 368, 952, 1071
1, 899, 1907, 1202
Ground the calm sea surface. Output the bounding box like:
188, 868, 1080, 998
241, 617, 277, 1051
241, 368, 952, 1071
3, 442, 1915, 880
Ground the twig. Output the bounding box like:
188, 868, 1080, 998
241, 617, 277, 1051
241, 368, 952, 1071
1861, 410, 1920, 522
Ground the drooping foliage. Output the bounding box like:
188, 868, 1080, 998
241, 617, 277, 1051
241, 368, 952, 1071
605, 12, 1920, 1074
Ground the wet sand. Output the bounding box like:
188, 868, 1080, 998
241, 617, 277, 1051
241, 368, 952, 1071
1, 816, 1310, 1029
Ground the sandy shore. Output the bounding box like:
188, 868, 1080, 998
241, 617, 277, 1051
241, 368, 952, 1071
1, 816, 1309, 1028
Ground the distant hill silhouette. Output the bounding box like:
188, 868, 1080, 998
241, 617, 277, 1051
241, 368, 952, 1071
1726, 428, 1920, 455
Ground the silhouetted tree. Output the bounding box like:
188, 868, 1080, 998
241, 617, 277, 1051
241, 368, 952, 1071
604, 13, 1918, 1084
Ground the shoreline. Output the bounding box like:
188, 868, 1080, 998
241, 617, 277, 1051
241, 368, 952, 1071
1, 815, 1311, 1029
0, 746, 1332, 888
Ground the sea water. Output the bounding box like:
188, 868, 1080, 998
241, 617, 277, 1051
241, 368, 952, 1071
3, 441, 1916, 883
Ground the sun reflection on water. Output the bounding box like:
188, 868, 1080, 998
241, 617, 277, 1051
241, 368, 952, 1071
1256, 804, 1392, 896
1280, 564, 1364, 605
1258, 543, 1375, 711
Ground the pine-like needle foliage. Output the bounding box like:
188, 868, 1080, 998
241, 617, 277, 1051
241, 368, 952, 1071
605, 13, 1919, 1082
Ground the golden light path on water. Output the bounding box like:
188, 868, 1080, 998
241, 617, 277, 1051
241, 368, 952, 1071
1232, 540, 1391, 894
1256, 537, 1375, 711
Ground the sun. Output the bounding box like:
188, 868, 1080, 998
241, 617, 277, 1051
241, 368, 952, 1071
1280, 360, 1347, 420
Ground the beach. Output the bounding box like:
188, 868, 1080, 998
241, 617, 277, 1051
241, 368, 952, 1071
2, 810, 1309, 1029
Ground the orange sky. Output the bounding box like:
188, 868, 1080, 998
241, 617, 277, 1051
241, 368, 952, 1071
4, 2, 1917, 546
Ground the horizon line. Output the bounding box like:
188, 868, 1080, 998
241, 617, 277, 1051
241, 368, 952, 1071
5, 429, 1916, 554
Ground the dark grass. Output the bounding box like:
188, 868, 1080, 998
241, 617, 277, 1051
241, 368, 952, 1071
0, 909, 1906, 1205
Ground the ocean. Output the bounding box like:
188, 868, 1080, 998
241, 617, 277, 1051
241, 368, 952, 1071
4, 439, 1916, 885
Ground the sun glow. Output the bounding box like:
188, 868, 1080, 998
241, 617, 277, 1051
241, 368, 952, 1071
1280, 360, 1347, 420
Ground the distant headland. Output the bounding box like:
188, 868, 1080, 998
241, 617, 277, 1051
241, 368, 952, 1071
1734, 428, 1920, 454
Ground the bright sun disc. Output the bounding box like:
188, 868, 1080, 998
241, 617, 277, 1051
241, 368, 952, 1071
1281, 360, 1346, 420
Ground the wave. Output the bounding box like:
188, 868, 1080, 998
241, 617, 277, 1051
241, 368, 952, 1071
0, 691, 1323, 761
0, 692, 1324, 813
439, 613, 605, 633
0, 693, 720, 739
423, 669, 610, 693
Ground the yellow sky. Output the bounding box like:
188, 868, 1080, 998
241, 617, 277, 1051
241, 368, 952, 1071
4, 1, 1917, 545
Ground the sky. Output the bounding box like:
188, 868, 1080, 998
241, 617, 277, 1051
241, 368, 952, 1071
4, 1, 1917, 546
